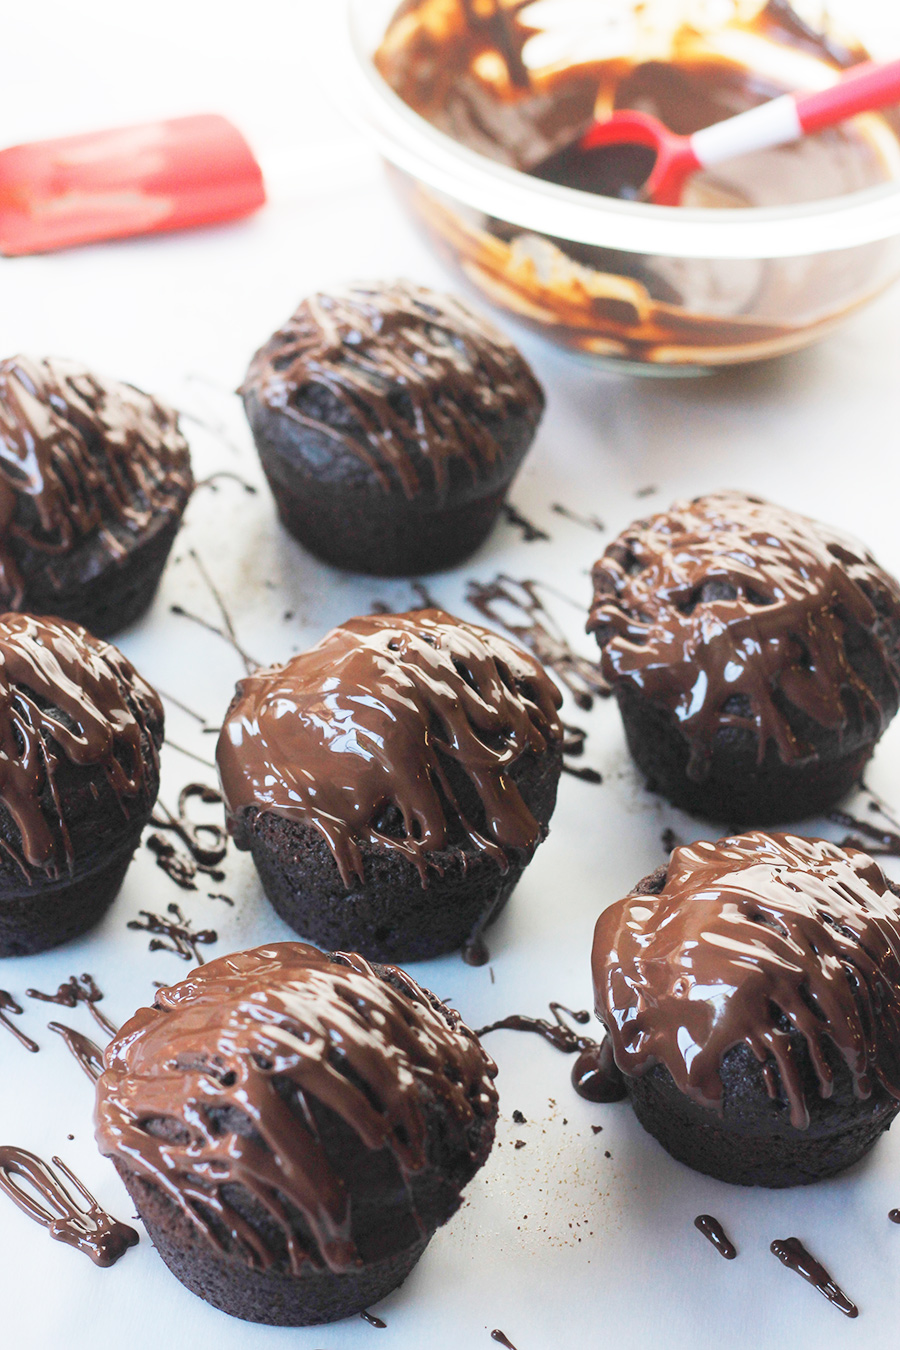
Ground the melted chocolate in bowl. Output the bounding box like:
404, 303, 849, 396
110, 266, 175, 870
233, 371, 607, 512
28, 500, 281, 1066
374, 0, 900, 369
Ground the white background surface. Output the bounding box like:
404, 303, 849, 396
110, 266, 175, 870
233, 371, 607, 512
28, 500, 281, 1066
3, 3, 900, 1348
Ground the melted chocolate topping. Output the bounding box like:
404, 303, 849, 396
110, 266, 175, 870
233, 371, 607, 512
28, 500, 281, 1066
477, 1001, 625, 1102
27, 974, 116, 1036
146, 783, 228, 891
593, 832, 900, 1129
49, 1022, 105, 1082
0, 990, 38, 1053
588, 492, 900, 780
217, 609, 563, 887
0, 1147, 138, 1266
0, 356, 191, 606
770, 1237, 858, 1317
240, 280, 543, 500
695, 1214, 737, 1260
127, 903, 218, 964
95, 943, 498, 1274
0, 613, 162, 876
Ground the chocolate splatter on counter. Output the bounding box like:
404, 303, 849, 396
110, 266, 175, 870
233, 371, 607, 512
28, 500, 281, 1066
552, 503, 605, 533
360, 1311, 387, 1329
502, 503, 549, 543
0, 992, 38, 1053
560, 723, 603, 785
889, 1208, 900, 1223
49, 1023, 105, 1083
770, 1237, 858, 1318
829, 808, 900, 858
477, 1001, 626, 1103
145, 783, 227, 891
27, 974, 116, 1036
127, 904, 218, 964
467, 574, 608, 710
694, 1215, 737, 1260
0, 1147, 138, 1266
491, 1332, 518, 1349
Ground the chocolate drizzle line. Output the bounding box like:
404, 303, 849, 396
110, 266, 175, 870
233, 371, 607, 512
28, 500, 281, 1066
95, 943, 498, 1275
0, 991, 38, 1053
27, 974, 116, 1036
491, 1332, 518, 1349
552, 504, 605, 533
560, 723, 603, 785
770, 1237, 858, 1317
360, 1311, 387, 1328
694, 1215, 736, 1259
467, 575, 608, 710
829, 807, 900, 858
241, 280, 544, 501
593, 832, 900, 1130
0, 614, 161, 877
127, 903, 218, 964
502, 503, 549, 543
0, 1147, 138, 1267
146, 783, 227, 891
477, 1001, 626, 1103
0, 356, 191, 608
218, 609, 563, 888
49, 1022, 104, 1082
588, 492, 900, 780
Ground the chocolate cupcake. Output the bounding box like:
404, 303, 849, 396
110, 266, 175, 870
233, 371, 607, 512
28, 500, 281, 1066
588, 491, 900, 823
95, 942, 498, 1326
217, 608, 563, 962
240, 280, 544, 575
0, 356, 192, 636
592, 831, 900, 1187
0, 612, 163, 956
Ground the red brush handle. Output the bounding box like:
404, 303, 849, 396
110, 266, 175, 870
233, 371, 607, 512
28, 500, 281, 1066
796, 58, 900, 134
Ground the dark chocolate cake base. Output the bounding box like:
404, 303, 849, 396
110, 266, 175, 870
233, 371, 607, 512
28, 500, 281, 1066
117, 1163, 430, 1326
615, 685, 872, 824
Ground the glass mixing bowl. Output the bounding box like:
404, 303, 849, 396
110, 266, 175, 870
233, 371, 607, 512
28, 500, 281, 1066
330, 0, 900, 374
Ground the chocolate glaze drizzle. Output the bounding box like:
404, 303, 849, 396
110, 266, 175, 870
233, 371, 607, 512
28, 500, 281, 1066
552, 504, 605, 534
593, 832, 900, 1129
502, 503, 549, 543
145, 783, 228, 891
694, 1215, 736, 1260
241, 280, 544, 500
0, 613, 162, 877
49, 1022, 104, 1082
95, 943, 498, 1274
0, 356, 191, 607
127, 903, 218, 964
27, 974, 116, 1036
361, 1311, 388, 1328
588, 492, 900, 781
770, 1237, 858, 1317
477, 1001, 625, 1103
560, 722, 603, 785
467, 575, 608, 711
491, 1333, 518, 1349
0, 1147, 138, 1267
0, 990, 38, 1053
218, 609, 563, 887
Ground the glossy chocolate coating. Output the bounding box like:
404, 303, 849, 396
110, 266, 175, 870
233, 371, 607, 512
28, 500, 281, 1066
240, 281, 544, 500
0, 613, 162, 876
95, 942, 498, 1274
588, 492, 900, 780
0, 356, 192, 607
592, 832, 900, 1129
217, 608, 563, 887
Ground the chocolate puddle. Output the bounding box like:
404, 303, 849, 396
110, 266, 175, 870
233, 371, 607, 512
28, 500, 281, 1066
0, 1147, 138, 1266
477, 1001, 626, 1102
27, 974, 116, 1037
127, 903, 218, 964
0, 991, 38, 1053
467, 574, 608, 709
695, 1214, 737, 1259
770, 1237, 858, 1317
49, 1023, 105, 1082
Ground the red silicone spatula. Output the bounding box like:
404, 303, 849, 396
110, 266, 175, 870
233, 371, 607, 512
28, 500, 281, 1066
0, 114, 266, 256
581, 57, 900, 206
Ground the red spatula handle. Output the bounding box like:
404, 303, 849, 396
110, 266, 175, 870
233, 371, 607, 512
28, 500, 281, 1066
0, 114, 265, 257
796, 58, 900, 134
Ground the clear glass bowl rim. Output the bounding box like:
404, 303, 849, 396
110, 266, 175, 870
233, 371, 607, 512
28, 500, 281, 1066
331, 0, 900, 261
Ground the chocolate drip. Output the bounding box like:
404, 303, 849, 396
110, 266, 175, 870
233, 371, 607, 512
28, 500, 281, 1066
361, 1311, 388, 1328
146, 783, 228, 891
0, 991, 38, 1053
467, 575, 608, 710
829, 808, 900, 858
477, 1001, 625, 1102
770, 1237, 858, 1317
49, 1022, 104, 1082
95, 943, 498, 1275
661, 827, 684, 854
462, 933, 491, 967
0, 1147, 138, 1266
501, 503, 549, 543
241, 281, 543, 500
561, 723, 602, 784
218, 609, 563, 888
889, 1208, 900, 1224
694, 1215, 737, 1259
593, 832, 900, 1130
0, 613, 162, 877
27, 974, 116, 1036
127, 903, 218, 964
552, 504, 605, 533
588, 493, 900, 780
0, 356, 191, 607
491, 1332, 518, 1349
